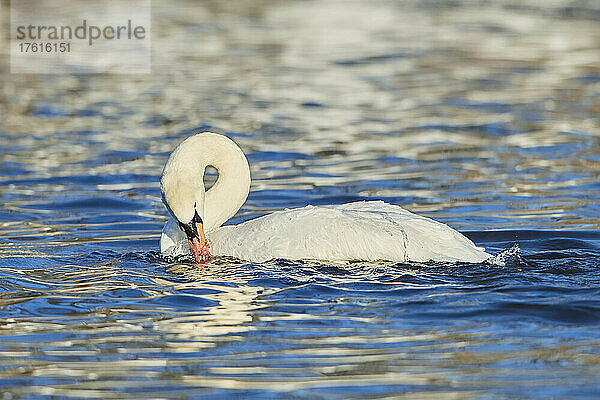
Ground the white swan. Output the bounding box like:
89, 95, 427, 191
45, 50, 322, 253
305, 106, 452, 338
160, 132, 490, 263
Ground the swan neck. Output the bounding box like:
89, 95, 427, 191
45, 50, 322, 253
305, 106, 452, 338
160, 132, 250, 232
202, 135, 250, 233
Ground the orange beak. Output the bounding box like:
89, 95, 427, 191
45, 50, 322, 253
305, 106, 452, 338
187, 222, 210, 263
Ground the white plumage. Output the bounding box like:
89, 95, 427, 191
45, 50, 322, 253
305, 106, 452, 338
160, 132, 490, 263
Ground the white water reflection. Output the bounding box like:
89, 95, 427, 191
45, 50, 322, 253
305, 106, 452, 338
155, 263, 271, 341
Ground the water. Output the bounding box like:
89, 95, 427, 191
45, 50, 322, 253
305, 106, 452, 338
1, 0, 600, 398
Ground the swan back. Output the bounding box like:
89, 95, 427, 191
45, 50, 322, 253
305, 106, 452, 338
208, 201, 489, 263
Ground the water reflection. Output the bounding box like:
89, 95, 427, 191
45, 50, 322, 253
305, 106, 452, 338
0, 251, 599, 397
157, 263, 269, 340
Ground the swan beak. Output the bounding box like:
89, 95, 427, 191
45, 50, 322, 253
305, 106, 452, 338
187, 222, 209, 263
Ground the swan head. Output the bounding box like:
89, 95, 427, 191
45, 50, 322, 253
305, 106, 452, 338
160, 132, 251, 262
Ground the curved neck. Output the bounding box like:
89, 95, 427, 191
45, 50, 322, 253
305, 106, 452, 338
203, 137, 250, 233
161, 132, 250, 233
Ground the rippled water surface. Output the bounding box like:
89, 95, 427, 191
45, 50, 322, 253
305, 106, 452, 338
1, 0, 600, 398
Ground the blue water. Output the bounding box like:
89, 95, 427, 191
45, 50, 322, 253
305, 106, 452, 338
1, 0, 600, 398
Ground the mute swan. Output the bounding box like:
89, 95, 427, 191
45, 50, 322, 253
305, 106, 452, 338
160, 132, 490, 263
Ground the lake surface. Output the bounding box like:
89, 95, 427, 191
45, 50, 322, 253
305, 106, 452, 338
1, 0, 600, 398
